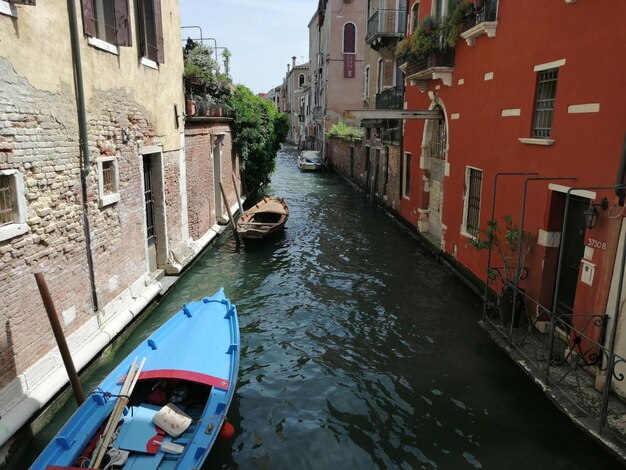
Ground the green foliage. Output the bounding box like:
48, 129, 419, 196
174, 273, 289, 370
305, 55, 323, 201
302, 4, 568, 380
226, 85, 288, 192
395, 3, 475, 60
469, 214, 535, 282
327, 121, 363, 141
183, 39, 233, 105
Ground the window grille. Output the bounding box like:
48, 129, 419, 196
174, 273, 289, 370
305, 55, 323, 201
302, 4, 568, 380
102, 160, 114, 194
0, 175, 13, 226
428, 116, 447, 159
533, 68, 558, 138
466, 168, 482, 236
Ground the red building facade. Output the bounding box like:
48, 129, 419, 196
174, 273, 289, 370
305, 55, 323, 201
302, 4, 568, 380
399, 0, 626, 399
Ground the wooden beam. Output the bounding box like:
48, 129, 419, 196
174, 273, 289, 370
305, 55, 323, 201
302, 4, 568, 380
343, 109, 442, 120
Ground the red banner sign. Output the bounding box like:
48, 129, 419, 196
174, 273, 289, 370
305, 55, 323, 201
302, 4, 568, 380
343, 53, 355, 78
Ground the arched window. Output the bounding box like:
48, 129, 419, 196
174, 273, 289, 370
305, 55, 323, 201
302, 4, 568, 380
299, 74, 305, 87
343, 22, 356, 54
411, 2, 420, 33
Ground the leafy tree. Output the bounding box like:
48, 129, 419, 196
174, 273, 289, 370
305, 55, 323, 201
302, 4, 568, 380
226, 85, 288, 192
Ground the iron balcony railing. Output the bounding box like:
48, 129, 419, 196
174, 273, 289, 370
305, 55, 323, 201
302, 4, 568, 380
366, 9, 407, 43
375, 87, 404, 110
404, 47, 455, 77
463, 0, 498, 30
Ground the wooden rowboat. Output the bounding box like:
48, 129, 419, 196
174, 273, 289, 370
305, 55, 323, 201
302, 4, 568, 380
31, 288, 239, 470
236, 196, 289, 240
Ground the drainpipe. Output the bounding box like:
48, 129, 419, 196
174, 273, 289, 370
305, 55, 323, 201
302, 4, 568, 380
66, 0, 99, 311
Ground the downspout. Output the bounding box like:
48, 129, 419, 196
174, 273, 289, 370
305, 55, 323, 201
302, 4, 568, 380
66, 0, 99, 311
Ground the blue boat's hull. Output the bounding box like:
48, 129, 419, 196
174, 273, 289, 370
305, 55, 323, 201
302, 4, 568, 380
31, 288, 239, 470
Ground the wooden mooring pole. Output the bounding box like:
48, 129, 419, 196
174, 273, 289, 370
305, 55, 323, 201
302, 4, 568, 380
34, 272, 86, 405
219, 181, 241, 246
231, 174, 244, 215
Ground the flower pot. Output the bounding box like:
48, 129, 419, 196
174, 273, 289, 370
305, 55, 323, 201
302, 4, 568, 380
500, 286, 525, 328
185, 99, 196, 116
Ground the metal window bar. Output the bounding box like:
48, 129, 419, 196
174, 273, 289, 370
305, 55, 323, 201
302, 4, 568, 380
466, 169, 482, 236
0, 175, 13, 226
102, 162, 114, 194
404, 153, 411, 197
533, 68, 558, 138
143, 157, 155, 244
427, 116, 447, 159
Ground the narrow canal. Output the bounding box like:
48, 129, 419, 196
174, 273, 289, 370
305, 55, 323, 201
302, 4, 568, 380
13, 146, 621, 469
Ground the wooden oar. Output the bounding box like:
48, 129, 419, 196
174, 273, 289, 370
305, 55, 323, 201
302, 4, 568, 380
92, 357, 145, 468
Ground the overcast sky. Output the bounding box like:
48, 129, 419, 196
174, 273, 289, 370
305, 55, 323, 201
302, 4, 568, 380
180, 0, 318, 95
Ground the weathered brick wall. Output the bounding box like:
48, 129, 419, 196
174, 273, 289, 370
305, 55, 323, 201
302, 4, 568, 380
0, 61, 161, 387
326, 136, 402, 212
0, 63, 91, 386
88, 91, 157, 309
184, 120, 237, 241
326, 136, 365, 186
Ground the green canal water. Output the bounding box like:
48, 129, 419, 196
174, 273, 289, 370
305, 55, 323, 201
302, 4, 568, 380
11, 146, 622, 469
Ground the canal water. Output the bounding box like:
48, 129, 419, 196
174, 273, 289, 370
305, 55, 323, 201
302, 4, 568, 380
12, 146, 622, 469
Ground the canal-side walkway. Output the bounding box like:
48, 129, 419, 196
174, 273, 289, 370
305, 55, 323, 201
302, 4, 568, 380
481, 320, 626, 465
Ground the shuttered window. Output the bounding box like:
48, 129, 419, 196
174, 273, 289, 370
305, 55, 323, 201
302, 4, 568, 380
137, 0, 164, 63
464, 167, 483, 237
81, 0, 131, 46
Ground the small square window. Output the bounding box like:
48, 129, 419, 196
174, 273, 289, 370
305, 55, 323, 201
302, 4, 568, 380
0, 169, 28, 243
98, 157, 120, 207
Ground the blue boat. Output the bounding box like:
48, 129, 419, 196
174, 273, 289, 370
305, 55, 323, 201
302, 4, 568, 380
31, 288, 240, 470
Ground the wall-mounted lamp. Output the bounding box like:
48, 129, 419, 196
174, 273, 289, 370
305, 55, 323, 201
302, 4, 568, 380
584, 197, 609, 229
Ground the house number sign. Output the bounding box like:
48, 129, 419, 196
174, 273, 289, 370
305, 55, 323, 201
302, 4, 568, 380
587, 238, 607, 250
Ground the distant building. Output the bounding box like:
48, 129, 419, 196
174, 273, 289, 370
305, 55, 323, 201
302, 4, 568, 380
282, 57, 310, 147
307, 0, 366, 153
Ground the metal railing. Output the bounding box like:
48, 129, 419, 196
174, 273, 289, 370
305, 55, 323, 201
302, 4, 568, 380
366, 9, 407, 42
480, 177, 626, 448
404, 47, 454, 76
375, 87, 404, 110
463, 0, 498, 31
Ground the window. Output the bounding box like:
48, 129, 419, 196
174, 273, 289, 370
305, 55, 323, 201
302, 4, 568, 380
433, 0, 447, 20
343, 22, 356, 54
298, 74, 305, 87
0, 169, 28, 243
364, 66, 370, 99
376, 59, 384, 93
403, 152, 411, 198
81, 0, 131, 47
98, 157, 120, 207
411, 2, 420, 33
532, 68, 558, 138
463, 167, 482, 237
137, 0, 164, 63
383, 147, 389, 194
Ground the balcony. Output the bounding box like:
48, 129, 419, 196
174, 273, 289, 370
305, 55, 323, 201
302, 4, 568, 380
366, 9, 407, 50
375, 87, 404, 110
460, 0, 499, 46
400, 48, 455, 87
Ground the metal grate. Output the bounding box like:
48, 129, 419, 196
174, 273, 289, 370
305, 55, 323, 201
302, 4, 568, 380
403, 153, 411, 198
0, 175, 14, 226
466, 168, 482, 236
427, 113, 447, 159
533, 68, 558, 138
143, 156, 155, 245
102, 161, 114, 194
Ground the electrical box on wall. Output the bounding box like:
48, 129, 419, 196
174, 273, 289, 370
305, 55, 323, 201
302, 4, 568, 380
581, 260, 596, 286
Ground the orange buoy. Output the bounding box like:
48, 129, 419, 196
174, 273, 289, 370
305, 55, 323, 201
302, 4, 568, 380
218, 421, 236, 442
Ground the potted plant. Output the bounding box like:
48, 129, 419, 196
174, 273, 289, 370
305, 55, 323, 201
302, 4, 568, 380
470, 214, 535, 327
183, 63, 205, 86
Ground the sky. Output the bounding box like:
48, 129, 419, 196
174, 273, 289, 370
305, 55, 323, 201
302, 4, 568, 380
180, 0, 319, 95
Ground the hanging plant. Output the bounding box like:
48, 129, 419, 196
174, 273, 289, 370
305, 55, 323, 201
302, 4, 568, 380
441, 1, 476, 47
